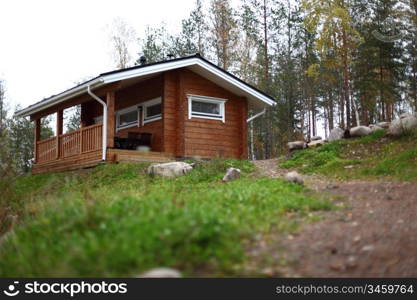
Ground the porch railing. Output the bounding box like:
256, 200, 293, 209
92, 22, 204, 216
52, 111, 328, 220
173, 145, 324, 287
36, 123, 103, 164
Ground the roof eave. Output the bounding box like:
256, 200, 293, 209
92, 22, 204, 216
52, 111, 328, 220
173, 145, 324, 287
14, 78, 105, 118
14, 56, 275, 118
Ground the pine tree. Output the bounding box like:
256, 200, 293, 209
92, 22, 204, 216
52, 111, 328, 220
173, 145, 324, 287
168, 0, 209, 58
303, 0, 362, 128
136, 25, 171, 64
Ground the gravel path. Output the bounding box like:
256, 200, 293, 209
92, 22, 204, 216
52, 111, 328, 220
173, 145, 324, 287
250, 159, 417, 277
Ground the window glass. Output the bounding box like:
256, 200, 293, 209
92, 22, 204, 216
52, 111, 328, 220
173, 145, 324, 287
119, 110, 137, 127
146, 104, 162, 119
192, 101, 220, 115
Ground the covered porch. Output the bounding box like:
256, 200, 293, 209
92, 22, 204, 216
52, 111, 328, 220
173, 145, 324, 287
32, 82, 173, 175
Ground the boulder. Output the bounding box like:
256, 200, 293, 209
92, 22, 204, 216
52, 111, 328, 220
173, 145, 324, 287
376, 122, 390, 129
369, 124, 384, 132
147, 162, 193, 177
222, 168, 241, 182
284, 171, 304, 185
287, 141, 307, 151
311, 136, 322, 141
350, 126, 372, 137
328, 127, 345, 141
308, 140, 325, 148
400, 113, 412, 119
138, 268, 182, 278
387, 115, 417, 136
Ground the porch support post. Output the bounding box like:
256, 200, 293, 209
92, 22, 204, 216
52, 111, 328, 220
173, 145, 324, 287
56, 110, 63, 159
56, 110, 63, 135
34, 118, 41, 163
106, 91, 115, 148
80, 103, 88, 128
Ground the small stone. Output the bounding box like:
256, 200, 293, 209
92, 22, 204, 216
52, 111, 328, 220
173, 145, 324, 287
147, 162, 193, 177
370, 124, 384, 133
222, 168, 241, 182
328, 127, 345, 141
311, 136, 322, 141
261, 267, 274, 276
350, 126, 372, 137
351, 221, 359, 227
361, 245, 375, 252
376, 122, 390, 129
284, 171, 304, 185
287, 141, 307, 151
329, 263, 343, 271
346, 256, 357, 269
308, 140, 325, 148
400, 113, 412, 119
344, 165, 354, 169
353, 236, 361, 243
138, 268, 182, 278
326, 184, 339, 190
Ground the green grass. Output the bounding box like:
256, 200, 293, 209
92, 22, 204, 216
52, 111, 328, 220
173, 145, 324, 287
280, 130, 417, 181
0, 160, 331, 277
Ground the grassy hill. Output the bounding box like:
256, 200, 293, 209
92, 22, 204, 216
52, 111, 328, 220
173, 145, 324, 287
1, 131, 415, 277
0, 159, 331, 277
281, 130, 417, 181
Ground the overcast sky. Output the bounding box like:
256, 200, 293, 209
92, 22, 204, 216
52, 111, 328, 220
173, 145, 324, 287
0, 0, 195, 110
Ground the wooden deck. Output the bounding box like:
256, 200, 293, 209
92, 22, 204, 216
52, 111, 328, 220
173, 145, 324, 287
32, 149, 174, 174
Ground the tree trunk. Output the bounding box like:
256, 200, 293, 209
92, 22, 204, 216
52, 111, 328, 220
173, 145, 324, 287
342, 28, 351, 128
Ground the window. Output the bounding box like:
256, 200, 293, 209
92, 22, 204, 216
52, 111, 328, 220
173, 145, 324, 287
142, 97, 162, 124
187, 94, 227, 123
116, 106, 139, 130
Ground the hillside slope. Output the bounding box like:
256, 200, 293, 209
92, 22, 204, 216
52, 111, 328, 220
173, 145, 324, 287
1, 133, 415, 277
250, 132, 417, 277
0, 159, 331, 277
281, 130, 417, 181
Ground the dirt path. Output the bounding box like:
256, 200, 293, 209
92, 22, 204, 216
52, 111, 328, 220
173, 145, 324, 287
250, 159, 417, 277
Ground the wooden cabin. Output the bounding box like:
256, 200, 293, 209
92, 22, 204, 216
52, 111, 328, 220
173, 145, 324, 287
15, 54, 275, 174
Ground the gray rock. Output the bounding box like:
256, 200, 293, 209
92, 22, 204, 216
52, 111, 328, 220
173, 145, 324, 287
138, 268, 182, 278
376, 121, 390, 129
311, 136, 322, 141
284, 171, 304, 185
387, 115, 417, 136
350, 126, 372, 137
369, 124, 384, 132
328, 127, 345, 141
147, 162, 193, 177
222, 168, 241, 182
361, 245, 375, 253
400, 113, 412, 119
287, 141, 307, 151
308, 139, 324, 148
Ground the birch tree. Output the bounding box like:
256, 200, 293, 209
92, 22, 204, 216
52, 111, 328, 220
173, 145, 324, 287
107, 17, 137, 69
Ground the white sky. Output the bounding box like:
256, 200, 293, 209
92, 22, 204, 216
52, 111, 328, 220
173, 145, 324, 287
0, 0, 195, 110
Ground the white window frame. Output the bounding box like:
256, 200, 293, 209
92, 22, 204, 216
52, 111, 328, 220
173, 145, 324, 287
141, 97, 162, 125
187, 94, 227, 123
116, 105, 139, 131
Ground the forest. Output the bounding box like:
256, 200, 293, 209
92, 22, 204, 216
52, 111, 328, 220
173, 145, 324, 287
1, 0, 416, 175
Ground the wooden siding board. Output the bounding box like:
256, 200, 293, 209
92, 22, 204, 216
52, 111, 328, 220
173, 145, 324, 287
180, 69, 248, 159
